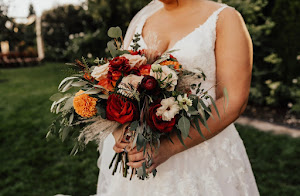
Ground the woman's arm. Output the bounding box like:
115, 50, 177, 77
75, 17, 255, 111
126, 8, 253, 171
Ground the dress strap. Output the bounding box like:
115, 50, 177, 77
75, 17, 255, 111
210, 4, 232, 37
214, 4, 230, 17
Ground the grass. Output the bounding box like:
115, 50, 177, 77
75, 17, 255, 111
0, 63, 299, 196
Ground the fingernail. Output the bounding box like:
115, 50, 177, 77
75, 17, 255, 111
126, 163, 130, 166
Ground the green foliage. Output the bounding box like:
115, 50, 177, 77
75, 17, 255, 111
218, 0, 300, 113
64, 0, 149, 59
41, 4, 96, 61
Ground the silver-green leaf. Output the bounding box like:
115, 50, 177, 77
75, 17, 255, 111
107, 27, 122, 38
178, 116, 191, 139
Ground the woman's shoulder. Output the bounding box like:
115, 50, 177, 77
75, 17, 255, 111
201, 0, 236, 14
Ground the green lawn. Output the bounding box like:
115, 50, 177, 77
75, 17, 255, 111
0, 63, 299, 196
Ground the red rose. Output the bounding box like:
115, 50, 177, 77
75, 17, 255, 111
106, 94, 139, 124
109, 56, 131, 73
147, 103, 176, 133
129, 66, 141, 76
129, 50, 145, 56
139, 64, 151, 76
138, 75, 160, 95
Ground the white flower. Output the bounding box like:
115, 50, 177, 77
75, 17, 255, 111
151, 64, 162, 72
91, 63, 109, 81
117, 74, 143, 98
150, 65, 178, 91
121, 54, 147, 68
156, 97, 180, 121
177, 94, 193, 111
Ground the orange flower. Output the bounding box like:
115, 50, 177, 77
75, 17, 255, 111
160, 60, 182, 71
97, 78, 114, 92
84, 73, 94, 82
73, 90, 98, 118
139, 64, 151, 76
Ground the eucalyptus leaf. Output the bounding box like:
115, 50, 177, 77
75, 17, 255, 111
176, 129, 187, 148
223, 87, 229, 112
137, 167, 143, 178
107, 41, 118, 57
55, 96, 70, 105
93, 85, 106, 89
49, 93, 64, 102
71, 81, 88, 87
208, 95, 220, 120
61, 80, 74, 92
178, 116, 190, 139
61, 126, 70, 142
58, 76, 78, 90
142, 162, 147, 178
98, 94, 109, 99
197, 115, 210, 133
107, 27, 122, 38
129, 121, 139, 131
70, 142, 79, 156
115, 50, 130, 56
136, 133, 145, 151
56, 103, 61, 114
69, 112, 74, 125
153, 169, 157, 177
62, 97, 74, 111
193, 118, 206, 139
50, 101, 57, 113
187, 106, 199, 115
85, 88, 102, 95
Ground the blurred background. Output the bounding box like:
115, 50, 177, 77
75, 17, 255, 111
0, 0, 299, 195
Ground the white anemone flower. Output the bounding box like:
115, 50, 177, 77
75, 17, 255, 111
177, 94, 193, 111
151, 64, 162, 72
156, 97, 180, 121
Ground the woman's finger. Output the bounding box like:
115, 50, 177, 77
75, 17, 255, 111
113, 145, 124, 153
114, 142, 128, 149
127, 160, 145, 168
128, 151, 145, 162
127, 147, 138, 155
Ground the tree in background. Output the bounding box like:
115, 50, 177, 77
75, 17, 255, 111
64, 0, 149, 60
41, 4, 96, 61
28, 3, 36, 16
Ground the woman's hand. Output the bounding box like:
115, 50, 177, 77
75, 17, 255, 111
112, 123, 131, 153
127, 138, 175, 173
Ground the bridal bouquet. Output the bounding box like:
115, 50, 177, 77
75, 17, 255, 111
47, 27, 226, 179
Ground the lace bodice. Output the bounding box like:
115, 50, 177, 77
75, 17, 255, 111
131, 4, 230, 102
96, 2, 259, 196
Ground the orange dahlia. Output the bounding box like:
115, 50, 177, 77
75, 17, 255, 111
73, 90, 98, 118
160, 60, 182, 71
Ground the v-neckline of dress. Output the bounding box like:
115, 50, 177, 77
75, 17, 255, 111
139, 4, 227, 54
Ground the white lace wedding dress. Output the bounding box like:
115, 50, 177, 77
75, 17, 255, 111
96, 1, 260, 196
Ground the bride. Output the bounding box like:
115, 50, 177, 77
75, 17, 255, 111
96, 0, 260, 195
